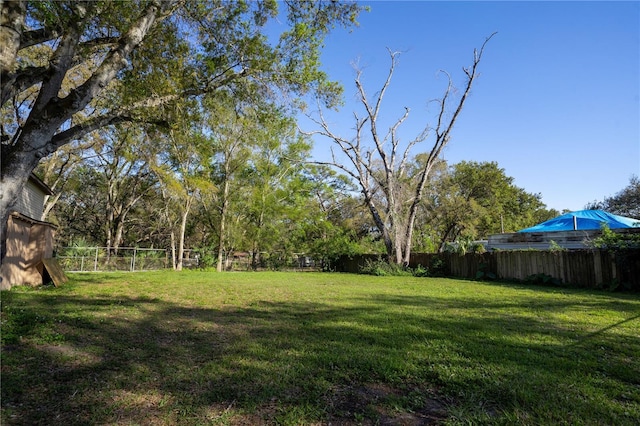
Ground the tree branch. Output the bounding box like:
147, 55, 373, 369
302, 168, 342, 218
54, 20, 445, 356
19, 27, 62, 50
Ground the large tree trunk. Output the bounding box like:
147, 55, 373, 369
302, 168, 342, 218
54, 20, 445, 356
113, 215, 126, 255
170, 230, 177, 270
1, 0, 167, 266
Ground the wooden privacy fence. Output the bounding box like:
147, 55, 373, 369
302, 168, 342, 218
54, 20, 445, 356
334, 249, 640, 290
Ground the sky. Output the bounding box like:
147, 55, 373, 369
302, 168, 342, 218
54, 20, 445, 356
297, 0, 640, 213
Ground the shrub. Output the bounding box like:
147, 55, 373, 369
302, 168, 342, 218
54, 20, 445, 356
475, 262, 496, 281
590, 226, 640, 291
443, 236, 486, 255
412, 264, 430, 277
360, 259, 413, 276
590, 225, 640, 250
429, 256, 447, 277
525, 273, 562, 287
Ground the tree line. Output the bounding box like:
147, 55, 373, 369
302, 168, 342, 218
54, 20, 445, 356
3, 1, 564, 272
38, 134, 559, 270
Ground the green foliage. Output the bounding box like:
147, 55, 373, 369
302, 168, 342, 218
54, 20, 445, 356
586, 175, 640, 219
475, 262, 496, 281
360, 258, 440, 277
524, 273, 563, 287
590, 225, 640, 250
192, 248, 217, 270
61, 237, 95, 257
442, 236, 486, 255
422, 161, 558, 248
412, 264, 430, 277
590, 226, 640, 292
2, 0, 365, 266
360, 259, 413, 277
428, 256, 447, 277
548, 240, 567, 252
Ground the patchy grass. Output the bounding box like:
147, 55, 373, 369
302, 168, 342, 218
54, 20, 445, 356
1, 271, 639, 425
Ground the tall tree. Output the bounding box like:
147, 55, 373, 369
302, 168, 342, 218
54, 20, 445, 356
420, 160, 557, 251
299, 165, 370, 268
310, 35, 495, 264
35, 139, 93, 221
92, 127, 155, 256
241, 111, 311, 269
586, 175, 640, 219
53, 165, 107, 247
46, 127, 158, 252
200, 95, 254, 271
0, 0, 362, 267
153, 122, 214, 271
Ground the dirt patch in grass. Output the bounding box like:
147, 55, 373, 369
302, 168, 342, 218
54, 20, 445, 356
324, 383, 448, 425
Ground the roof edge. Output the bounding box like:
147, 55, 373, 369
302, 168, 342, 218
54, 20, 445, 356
28, 173, 54, 196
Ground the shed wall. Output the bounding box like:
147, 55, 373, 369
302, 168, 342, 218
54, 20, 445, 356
0, 214, 56, 289
14, 179, 47, 220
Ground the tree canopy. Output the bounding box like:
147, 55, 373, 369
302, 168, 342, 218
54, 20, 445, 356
1, 2, 564, 273
0, 0, 363, 261
586, 176, 640, 219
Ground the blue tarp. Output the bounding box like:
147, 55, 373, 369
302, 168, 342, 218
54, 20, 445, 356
518, 210, 640, 233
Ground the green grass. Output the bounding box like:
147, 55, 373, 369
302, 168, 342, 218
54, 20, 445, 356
1, 271, 639, 425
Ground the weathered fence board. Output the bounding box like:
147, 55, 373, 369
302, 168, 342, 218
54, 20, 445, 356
334, 249, 640, 290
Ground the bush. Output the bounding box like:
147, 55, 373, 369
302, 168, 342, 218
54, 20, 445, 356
475, 262, 496, 281
525, 273, 562, 287
443, 237, 486, 255
360, 259, 413, 276
590, 226, 640, 291
428, 256, 447, 277
360, 259, 440, 277
590, 225, 640, 250
412, 264, 430, 277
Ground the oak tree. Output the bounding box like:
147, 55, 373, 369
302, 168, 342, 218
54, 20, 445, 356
0, 0, 362, 265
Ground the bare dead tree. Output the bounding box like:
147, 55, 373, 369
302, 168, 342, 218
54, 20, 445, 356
309, 33, 495, 264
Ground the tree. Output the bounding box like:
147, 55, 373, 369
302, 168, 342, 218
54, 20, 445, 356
419, 160, 557, 251
200, 95, 256, 271
35, 139, 93, 221
91, 127, 155, 257
310, 35, 495, 264
53, 166, 106, 247
240, 112, 312, 269
47, 127, 159, 252
586, 175, 640, 219
0, 0, 362, 267
153, 121, 214, 271
299, 165, 370, 268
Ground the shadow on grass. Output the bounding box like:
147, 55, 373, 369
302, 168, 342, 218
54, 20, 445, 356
1, 285, 639, 425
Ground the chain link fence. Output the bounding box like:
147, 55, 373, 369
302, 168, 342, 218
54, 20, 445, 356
57, 247, 168, 272
57, 247, 319, 273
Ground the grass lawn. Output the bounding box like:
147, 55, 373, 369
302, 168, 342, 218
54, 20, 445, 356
1, 271, 639, 425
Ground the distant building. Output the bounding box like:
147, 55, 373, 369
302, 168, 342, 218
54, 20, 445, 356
487, 210, 640, 251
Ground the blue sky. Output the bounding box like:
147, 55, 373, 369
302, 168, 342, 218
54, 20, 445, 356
299, 1, 639, 213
